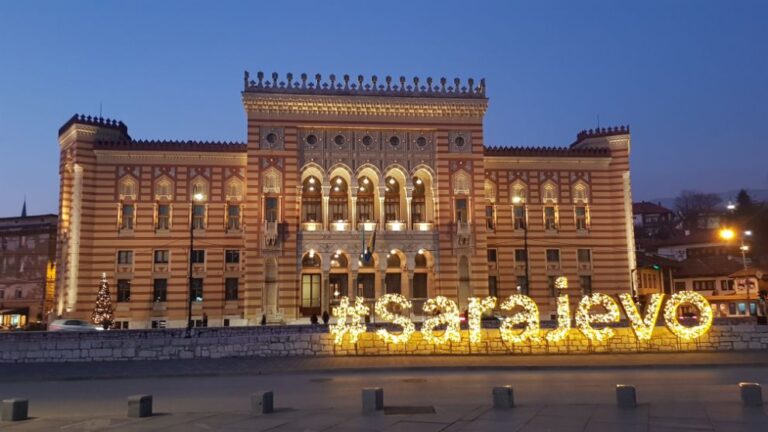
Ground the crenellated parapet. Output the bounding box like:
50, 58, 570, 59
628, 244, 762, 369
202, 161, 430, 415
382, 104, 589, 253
484, 145, 610, 158
94, 140, 246, 153
574, 125, 630, 142
58, 114, 130, 138
243, 71, 486, 99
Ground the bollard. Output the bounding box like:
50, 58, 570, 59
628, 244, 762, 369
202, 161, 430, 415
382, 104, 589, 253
127, 395, 153, 418
492, 386, 515, 409
251, 391, 274, 415
739, 383, 763, 407
615, 385, 636, 409
362, 387, 384, 414
1, 399, 28, 421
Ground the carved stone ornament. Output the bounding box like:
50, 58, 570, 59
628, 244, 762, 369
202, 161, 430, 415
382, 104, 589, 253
260, 127, 285, 150
449, 131, 472, 153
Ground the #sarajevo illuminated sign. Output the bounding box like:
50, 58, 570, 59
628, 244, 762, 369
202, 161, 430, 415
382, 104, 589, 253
329, 291, 714, 346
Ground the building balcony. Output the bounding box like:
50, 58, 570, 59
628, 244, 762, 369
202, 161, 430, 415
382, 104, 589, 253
263, 221, 286, 251
302, 221, 323, 232
330, 221, 351, 232
413, 222, 434, 231
386, 221, 406, 232
358, 221, 378, 232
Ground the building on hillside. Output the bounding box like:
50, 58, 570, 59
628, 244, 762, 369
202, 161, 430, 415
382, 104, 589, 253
635, 252, 678, 299
55, 71, 636, 328
633, 201, 679, 239
0, 213, 57, 328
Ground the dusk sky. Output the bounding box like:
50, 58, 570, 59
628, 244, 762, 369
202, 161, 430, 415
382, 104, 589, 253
1, 0, 766, 217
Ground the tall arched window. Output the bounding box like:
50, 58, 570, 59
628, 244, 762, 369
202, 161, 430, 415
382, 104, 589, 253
302, 176, 322, 223
357, 176, 375, 223
118, 177, 137, 200
511, 181, 527, 230
329, 176, 348, 221
573, 182, 590, 231
542, 181, 559, 231
384, 177, 400, 222
411, 176, 426, 225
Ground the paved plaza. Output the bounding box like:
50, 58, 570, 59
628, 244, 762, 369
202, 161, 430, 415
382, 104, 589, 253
1, 353, 768, 431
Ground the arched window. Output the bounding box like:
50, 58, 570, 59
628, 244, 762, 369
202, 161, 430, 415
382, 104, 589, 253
154, 178, 173, 200
542, 181, 558, 203
452, 171, 471, 196
191, 178, 209, 201
225, 178, 244, 201
302, 176, 322, 223
573, 182, 590, 231
357, 176, 375, 223
384, 177, 400, 222
484, 180, 497, 203
573, 182, 589, 203
329, 176, 348, 221
411, 176, 426, 224
542, 181, 559, 231
511, 181, 527, 204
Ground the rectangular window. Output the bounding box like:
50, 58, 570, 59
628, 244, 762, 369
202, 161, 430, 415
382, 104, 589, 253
548, 276, 558, 297
384, 201, 399, 222
580, 275, 593, 295
117, 250, 133, 265
412, 274, 428, 298
154, 250, 169, 264
227, 204, 241, 230
330, 199, 347, 221
485, 205, 495, 230
191, 250, 205, 264
411, 199, 426, 224
153, 279, 167, 302
720, 280, 734, 291
357, 198, 374, 223
674, 281, 686, 292
121, 204, 134, 230
544, 206, 557, 230
385, 273, 402, 294
516, 276, 529, 295
489, 276, 498, 297
190, 277, 204, 302
225, 277, 238, 301
577, 249, 592, 264
487, 248, 497, 263
225, 249, 240, 264
265, 197, 278, 223
301, 274, 321, 308
692, 280, 716, 291
575, 206, 588, 230
156, 204, 170, 230
117, 279, 131, 302
303, 200, 321, 223
515, 249, 527, 265
15, 290, 22, 299
455, 199, 468, 223
192, 204, 205, 229
546, 249, 560, 265
513, 205, 526, 230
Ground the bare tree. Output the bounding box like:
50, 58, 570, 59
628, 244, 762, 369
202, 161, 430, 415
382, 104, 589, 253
674, 190, 722, 228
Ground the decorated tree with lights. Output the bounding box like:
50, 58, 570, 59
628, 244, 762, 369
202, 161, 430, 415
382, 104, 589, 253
91, 273, 114, 330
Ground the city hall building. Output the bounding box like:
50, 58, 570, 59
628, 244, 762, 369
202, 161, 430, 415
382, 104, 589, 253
56, 71, 636, 328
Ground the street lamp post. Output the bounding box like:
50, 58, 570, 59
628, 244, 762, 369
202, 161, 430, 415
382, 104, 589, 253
187, 193, 205, 333
719, 226, 753, 316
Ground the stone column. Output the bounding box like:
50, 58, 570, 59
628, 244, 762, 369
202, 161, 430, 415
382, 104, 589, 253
404, 269, 414, 299
321, 185, 330, 231
378, 186, 387, 229
405, 185, 413, 230
321, 271, 330, 315
351, 195, 357, 231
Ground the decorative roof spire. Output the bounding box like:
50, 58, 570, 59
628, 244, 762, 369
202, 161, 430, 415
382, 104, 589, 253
21, 197, 27, 217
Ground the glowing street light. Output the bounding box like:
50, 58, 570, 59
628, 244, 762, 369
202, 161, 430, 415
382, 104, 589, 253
719, 228, 735, 240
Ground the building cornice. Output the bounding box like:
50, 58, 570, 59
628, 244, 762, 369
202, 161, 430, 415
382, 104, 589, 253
241, 93, 488, 123
93, 150, 246, 166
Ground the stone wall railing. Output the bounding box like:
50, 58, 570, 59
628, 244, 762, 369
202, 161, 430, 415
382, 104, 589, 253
0, 321, 766, 363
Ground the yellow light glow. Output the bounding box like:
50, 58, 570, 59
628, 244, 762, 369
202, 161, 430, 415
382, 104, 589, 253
468, 296, 497, 344
336, 178, 343, 185
555, 276, 568, 290
329, 296, 369, 345
499, 294, 541, 344
421, 296, 461, 345
575, 293, 621, 341
375, 294, 415, 344
619, 293, 663, 341
363, 178, 369, 185
309, 177, 316, 184
546, 295, 571, 342
719, 228, 735, 240
193, 193, 205, 201
389, 178, 396, 185
663, 291, 713, 340
512, 196, 522, 204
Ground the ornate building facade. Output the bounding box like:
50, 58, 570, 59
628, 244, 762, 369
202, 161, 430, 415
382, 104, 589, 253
56, 71, 636, 328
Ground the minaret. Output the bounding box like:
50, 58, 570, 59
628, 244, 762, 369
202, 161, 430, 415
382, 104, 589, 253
21, 197, 27, 217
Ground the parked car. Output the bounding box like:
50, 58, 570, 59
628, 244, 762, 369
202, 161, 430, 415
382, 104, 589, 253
48, 319, 102, 332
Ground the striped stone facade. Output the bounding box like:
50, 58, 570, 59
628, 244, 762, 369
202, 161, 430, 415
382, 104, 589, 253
55, 72, 635, 328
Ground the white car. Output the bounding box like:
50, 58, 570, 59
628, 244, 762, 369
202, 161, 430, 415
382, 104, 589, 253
48, 319, 103, 332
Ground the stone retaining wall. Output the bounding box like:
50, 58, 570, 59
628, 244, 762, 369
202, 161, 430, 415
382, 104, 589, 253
0, 321, 766, 363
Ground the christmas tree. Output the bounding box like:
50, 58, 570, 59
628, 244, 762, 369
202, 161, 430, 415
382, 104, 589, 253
91, 273, 114, 330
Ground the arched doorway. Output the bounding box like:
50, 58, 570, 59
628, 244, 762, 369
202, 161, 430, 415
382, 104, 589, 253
265, 258, 278, 317
329, 251, 349, 307
300, 252, 321, 316
458, 256, 471, 311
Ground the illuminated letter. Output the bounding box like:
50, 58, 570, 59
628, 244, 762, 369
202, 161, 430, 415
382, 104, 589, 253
546, 294, 571, 342
575, 293, 621, 341
329, 296, 369, 345
375, 294, 415, 344
663, 291, 713, 340
468, 296, 496, 343
619, 293, 664, 341
421, 296, 461, 345
499, 294, 541, 344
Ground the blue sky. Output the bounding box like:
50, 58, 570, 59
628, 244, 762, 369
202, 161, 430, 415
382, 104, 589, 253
1, 0, 766, 216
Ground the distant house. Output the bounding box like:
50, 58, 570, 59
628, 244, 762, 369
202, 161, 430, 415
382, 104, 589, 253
633, 201, 679, 238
